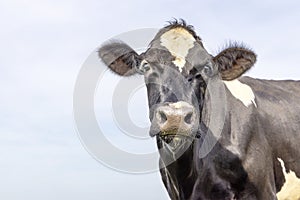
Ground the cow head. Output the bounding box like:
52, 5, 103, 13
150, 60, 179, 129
98, 20, 256, 157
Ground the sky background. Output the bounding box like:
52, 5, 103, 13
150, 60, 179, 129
1, 0, 300, 199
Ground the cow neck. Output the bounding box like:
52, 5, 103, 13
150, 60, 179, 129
199, 77, 227, 158
161, 143, 198, 199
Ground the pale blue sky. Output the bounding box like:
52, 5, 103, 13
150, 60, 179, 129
1, 0, 300, 199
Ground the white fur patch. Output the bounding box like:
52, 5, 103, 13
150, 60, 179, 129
169, 101, 190, 109
277, 158, 300, 200
160, 28, 195, 72
223, 79, 257, 107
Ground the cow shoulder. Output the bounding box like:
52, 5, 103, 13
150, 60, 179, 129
223, 77, 257, 108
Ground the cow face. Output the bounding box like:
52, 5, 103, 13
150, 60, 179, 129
98, 20, 256, 155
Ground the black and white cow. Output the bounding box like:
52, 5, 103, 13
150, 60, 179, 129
98, 20, 300, 200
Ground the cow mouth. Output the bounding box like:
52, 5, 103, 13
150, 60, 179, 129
160, 133, 191, 143
158, 132, 194, 152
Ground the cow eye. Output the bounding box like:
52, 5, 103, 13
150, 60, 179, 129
203, 62, 213, 77
136, 60, 151, 74
142, 62, 150, 71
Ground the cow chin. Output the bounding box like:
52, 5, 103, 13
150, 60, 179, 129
156, 131, 195, 154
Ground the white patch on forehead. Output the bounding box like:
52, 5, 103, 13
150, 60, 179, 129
223, 79, 257, 108
276, 158, 300, 200
160, 28, 195, 72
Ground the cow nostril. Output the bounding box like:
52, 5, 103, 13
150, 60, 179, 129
159, 111, 168, 124
184, 112, 193, 124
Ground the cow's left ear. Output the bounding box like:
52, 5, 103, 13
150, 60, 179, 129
213, 46, 257, 80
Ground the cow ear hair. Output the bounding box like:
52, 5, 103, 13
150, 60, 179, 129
213, 43, 257, 80
98, 40, 142, 76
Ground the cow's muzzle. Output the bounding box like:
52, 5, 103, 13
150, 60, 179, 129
151, 101, 197, 148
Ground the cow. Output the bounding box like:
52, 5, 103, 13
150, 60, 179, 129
98, 19, 300, 199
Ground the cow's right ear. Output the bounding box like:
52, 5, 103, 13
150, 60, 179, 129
98, 41, 142, 76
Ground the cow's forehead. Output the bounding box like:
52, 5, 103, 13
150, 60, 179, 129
146, 26, 210, 74
159, 28, 196, 72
